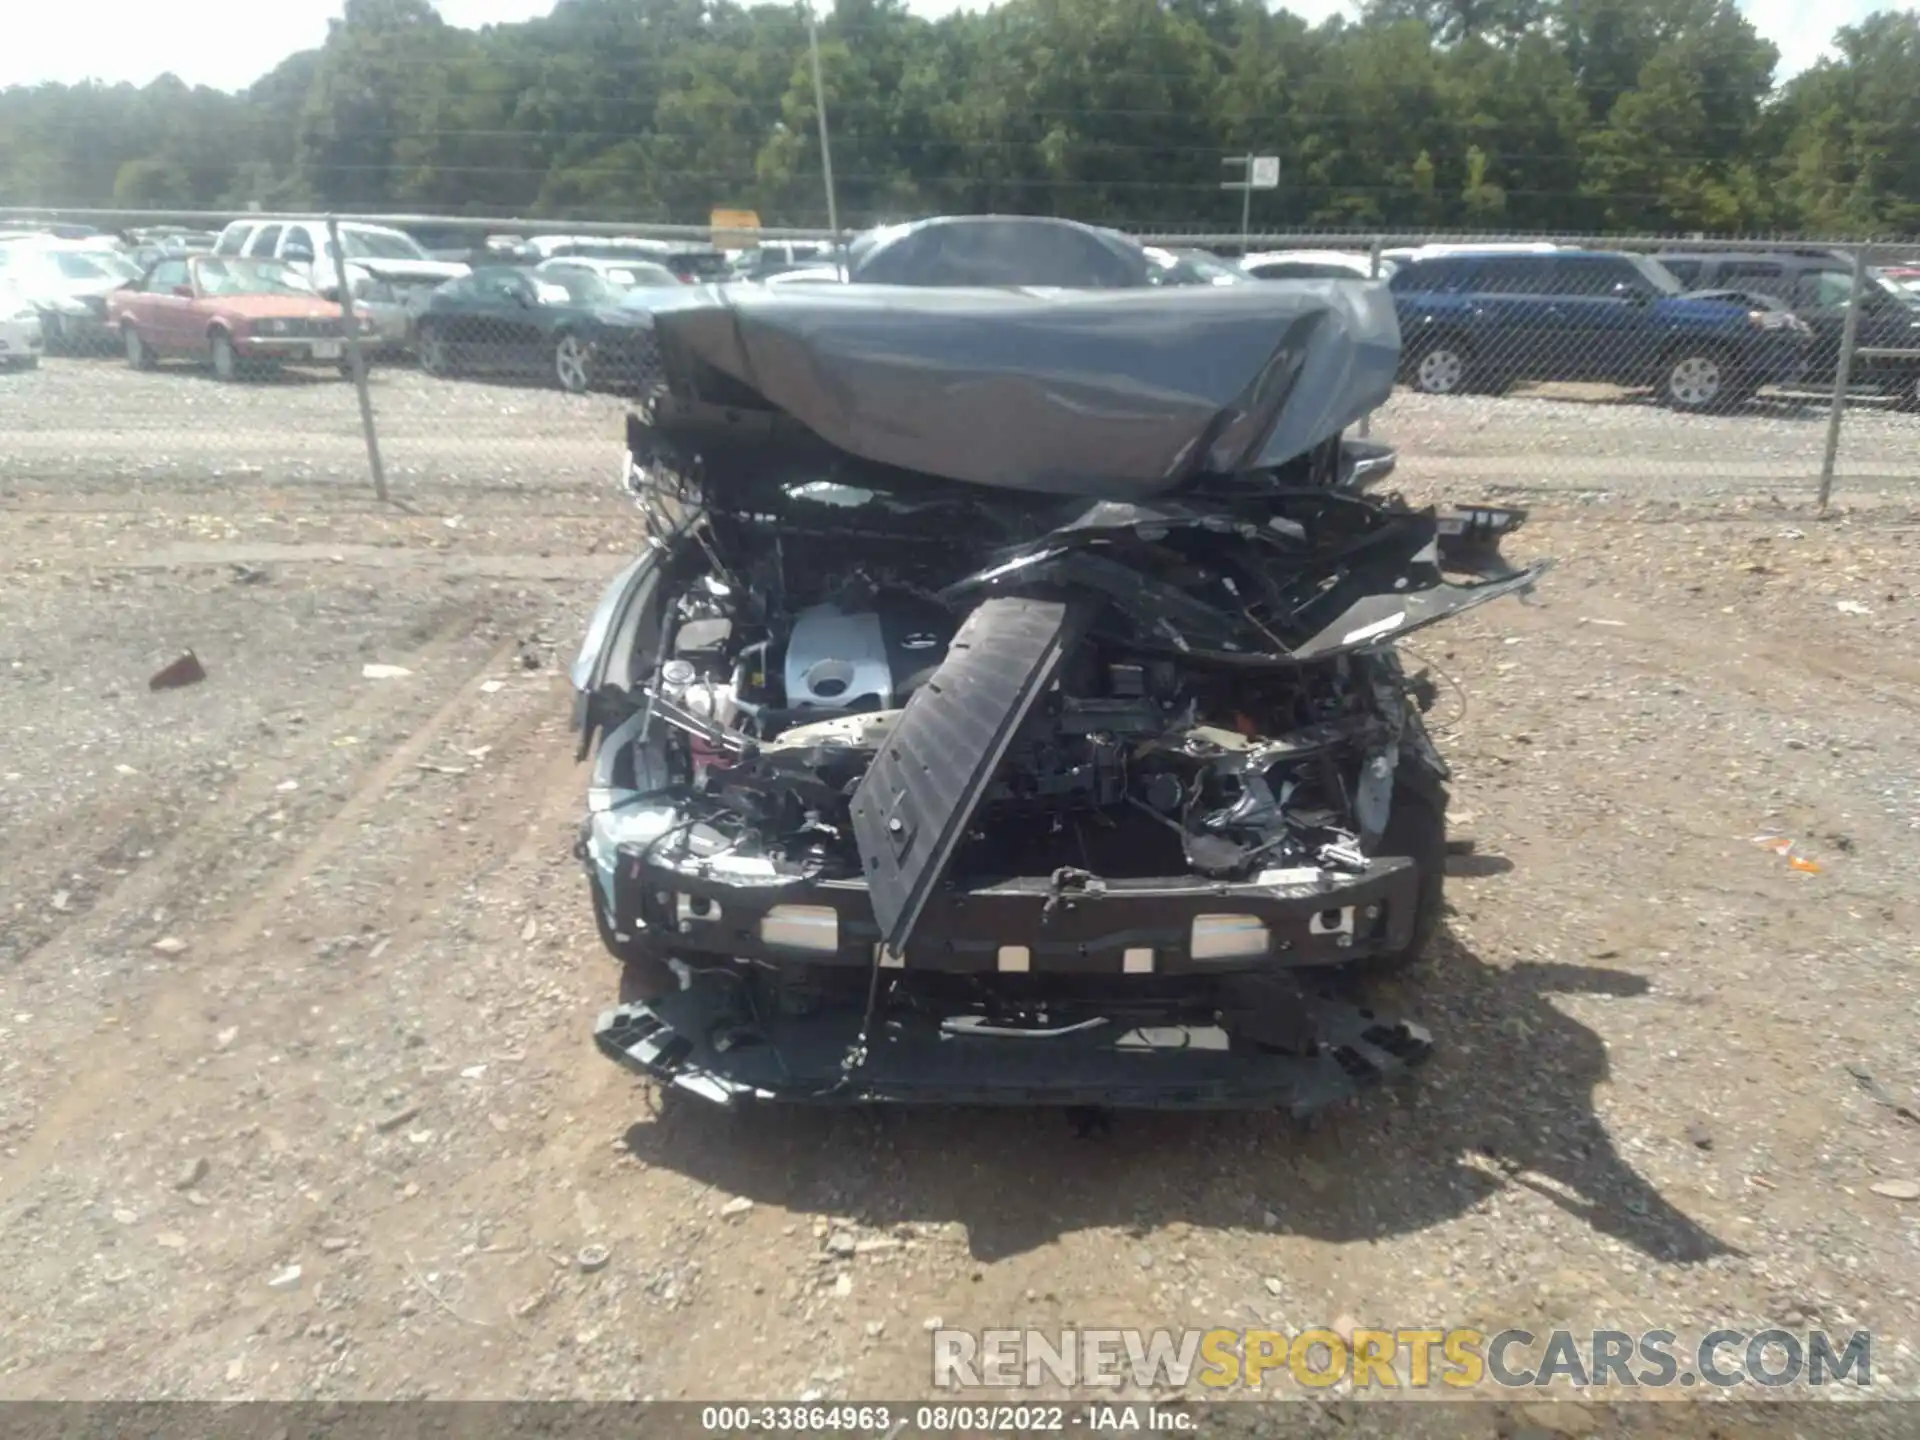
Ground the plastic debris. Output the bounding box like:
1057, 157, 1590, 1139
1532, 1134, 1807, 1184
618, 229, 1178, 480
149, 651, 207, 691
576, 1244, 611, 1273
1752, 834, 1823, 873
1836, 600, 1871, 616
1870, 1180, 1920, 1201
362, 663, 413, 680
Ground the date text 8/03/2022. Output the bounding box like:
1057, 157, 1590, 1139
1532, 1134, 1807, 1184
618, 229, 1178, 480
699, 1405, 1196, 1433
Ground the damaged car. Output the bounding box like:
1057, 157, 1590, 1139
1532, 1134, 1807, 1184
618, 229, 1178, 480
572, 277, 1549, 1114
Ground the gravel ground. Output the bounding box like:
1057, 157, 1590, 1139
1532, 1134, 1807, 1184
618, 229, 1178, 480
3, 356, 1918, 506
2, 355, 1919, 1431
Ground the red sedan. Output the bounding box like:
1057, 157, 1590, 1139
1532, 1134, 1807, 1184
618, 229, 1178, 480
106, 255, 373, 380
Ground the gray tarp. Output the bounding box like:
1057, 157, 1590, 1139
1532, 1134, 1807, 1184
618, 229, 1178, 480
645, 281, 1402, 499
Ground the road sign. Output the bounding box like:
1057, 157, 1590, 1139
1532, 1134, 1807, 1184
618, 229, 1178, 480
710, 208, 762, 249
1249, 156, 1281, 190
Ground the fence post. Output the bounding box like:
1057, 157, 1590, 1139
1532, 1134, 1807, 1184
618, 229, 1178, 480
1817, 246, 1867, 516
1358, 236, 1384, 440
326, 215, 390, 504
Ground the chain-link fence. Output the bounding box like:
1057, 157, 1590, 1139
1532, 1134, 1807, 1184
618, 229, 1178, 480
3, 208, 1917, 515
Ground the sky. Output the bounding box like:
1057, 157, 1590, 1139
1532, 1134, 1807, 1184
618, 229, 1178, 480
0, 0, 1904, 94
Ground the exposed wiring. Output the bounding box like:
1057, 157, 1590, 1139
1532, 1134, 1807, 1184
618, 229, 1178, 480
1396, 641, 1471, 737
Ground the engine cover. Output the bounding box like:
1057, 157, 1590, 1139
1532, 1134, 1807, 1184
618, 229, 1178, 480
785, 605, 894, 711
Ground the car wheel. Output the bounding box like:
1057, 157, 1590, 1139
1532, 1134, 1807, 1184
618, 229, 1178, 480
1662, 349, 1731, 412
1896, 371, 1920, 412
553, 332, 592, 394
209, 330, 240, 383
417, 322, 454, 378
123, 323, 155, 371
1410, 343, 1471, 396
1348, 778, 1448, 981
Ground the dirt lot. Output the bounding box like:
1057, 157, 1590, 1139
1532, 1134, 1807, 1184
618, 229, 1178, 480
2, 357, 1920, 1424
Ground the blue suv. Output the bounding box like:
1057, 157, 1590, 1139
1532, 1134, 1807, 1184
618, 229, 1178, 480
1388, 249, 1810, 411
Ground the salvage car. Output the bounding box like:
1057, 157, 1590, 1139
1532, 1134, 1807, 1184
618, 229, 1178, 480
212, 217, 469, 353
415, 265, 661, 393
0, 240, 139, 352
0, 276, 45, 369
533, 255, 683, 294
520, 235, 732, 284
573, 279, 1549, 1113
106, 255, 371, 380
1389, 248, 1809, 410
846, 215, 1153, 287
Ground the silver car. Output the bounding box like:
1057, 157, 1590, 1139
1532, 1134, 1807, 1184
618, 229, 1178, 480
0, 242, 139, 352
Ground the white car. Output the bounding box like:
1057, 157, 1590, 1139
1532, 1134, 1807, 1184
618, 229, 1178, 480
1241, 249, 1397, 282
761, 265, 848, 287
0, 240, 138, 351
0, 278, 44, 369
1381, 241, 1560, 269
211, 218, 469, 350
532, 255, 682, 294
521, 234, 729, 281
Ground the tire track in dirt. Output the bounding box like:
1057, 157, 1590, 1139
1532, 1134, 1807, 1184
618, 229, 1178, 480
0, 626, 522, 1206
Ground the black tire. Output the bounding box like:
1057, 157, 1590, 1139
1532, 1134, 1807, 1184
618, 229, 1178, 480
1406, 339, 1475, 396
553, 331, 592, 394
1893, 371, 1920, 412
1659, 345, 1738, 413
122, 323, 155, 371
591, 881, 676, 1001
209, 329, 241, 383
417, 322, 455, 378
1351, 777, 1449, 980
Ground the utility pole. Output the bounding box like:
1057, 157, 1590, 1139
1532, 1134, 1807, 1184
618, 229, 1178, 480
1221, 153, 1280, 257
805, 2, 841, 252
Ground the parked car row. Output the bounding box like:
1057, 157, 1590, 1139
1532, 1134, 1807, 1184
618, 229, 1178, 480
7, 216, 1919, 416
1388, 245, 1920, 411
108, 255, 376, 380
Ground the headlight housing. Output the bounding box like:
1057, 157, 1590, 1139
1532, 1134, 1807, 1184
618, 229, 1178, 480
1747, 309, 1794, 331
350, 274, 397, 305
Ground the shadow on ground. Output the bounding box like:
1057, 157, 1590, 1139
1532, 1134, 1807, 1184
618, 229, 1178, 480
620, 930, 1734, 1266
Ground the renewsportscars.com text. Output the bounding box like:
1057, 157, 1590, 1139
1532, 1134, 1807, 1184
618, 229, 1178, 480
931, 1327, 1872, 1392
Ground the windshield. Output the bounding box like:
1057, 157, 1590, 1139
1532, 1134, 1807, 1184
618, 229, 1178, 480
547, 241, 666, 263
1146, 247, 1245, 285
1628, 255, 1684, 295
2, 247, 131, 287
332, 229, 431, 262
543, 269, 619, 306
196, 258, 316, 296
599, 262, 678, 289
1871, 272, 1920, 307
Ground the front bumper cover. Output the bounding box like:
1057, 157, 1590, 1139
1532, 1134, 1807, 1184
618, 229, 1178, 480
614, 847, 1421, 975
595, 971, 1432, 1112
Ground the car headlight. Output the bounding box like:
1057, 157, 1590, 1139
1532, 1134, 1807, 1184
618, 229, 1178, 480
1747, 309, 1792, 330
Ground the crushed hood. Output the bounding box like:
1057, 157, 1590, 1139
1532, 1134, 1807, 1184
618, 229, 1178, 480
643, 281, 1401, 498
